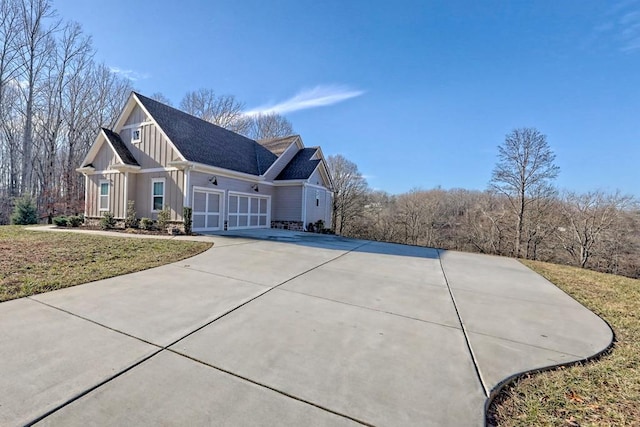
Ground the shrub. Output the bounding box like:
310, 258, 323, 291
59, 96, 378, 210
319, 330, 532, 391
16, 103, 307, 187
10, 196, 38, 225
183, 207, 193, 235
124, 200, 138, 229
157, 206, 171, 230
315, 219, 325, 232
52, 216, 68, 227
140, 217, 154, 230
307, 222, 315, 232
68, 215, 83, 227
99, 211, 116, 230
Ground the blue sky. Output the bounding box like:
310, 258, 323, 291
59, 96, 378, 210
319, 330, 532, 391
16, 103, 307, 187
56, 0, 639, 196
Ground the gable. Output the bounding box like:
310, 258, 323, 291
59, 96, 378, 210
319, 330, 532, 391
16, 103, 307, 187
134, 93, 277, 176
123, 105, 149, 126
262, 138, 303, 181
91, 139, 118, 170
308, 163, 332, 188
258, 135, 302, 156
276, 148, 321, 181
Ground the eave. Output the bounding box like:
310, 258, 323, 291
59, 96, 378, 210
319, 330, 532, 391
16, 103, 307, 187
75, 166, 95, 174
111, 164, 142, 173
167, 160, 193, 170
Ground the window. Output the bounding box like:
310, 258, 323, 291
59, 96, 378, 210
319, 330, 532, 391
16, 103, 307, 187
151, 178, 165, 211
132, 127, 141, 143
316, 190, 320, 207
99, 180, 109, 211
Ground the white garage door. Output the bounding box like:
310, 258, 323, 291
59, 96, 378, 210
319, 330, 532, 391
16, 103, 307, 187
228, 193, 269, 229
192, 189, 223, 231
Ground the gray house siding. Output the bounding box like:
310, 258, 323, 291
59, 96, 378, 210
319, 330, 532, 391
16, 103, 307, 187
86, 172, 126, 218
124, 105, 148, 126
304, 186, 332, 227
134, 169, 185, 221
93, 143, 118, 170
272, 185, 303, 221
307, 169, 324, 186
118, 124, 180, 169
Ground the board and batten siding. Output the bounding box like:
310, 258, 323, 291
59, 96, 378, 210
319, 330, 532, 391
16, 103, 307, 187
134, 170, 185, 221
304, 186, 332, 227
272, 185, 303, 221
92, 142, 118, 170
124, 105, 147, 126
86, 172, 126, 218
189, 172, 274, 220
118, 124, 181, 169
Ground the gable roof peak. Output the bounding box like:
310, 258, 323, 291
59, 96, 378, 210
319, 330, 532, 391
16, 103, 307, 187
132, 92, 277, 176
257, 134, 302, 156
100, 128, 139, 166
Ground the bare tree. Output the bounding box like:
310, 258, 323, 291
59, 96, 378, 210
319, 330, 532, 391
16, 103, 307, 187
245, 113, 293, 140
0, 0, 23, 198
149, 91, 172, 106
326, 154, 368, 235
17, 0, 58, 194
90, 62, 133, 129
490, 128, 559, 258
35, 21, 92, 220
179, 88, 248, 133
557, 190, 635, 269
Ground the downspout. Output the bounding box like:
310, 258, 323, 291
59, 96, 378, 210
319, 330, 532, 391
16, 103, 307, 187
123, 172, 129, 219
183, 166, 192, 208
302, 183, 308, 231
83, 174, 88, 218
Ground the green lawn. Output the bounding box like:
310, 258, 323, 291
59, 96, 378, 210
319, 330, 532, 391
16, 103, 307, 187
488, 260, 640, 426
0, 226, 212, 302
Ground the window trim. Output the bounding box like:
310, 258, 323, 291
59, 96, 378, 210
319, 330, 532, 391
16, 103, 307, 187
99, 180, 110, 211
151, 178, 165, 212
132, 127, 141, 143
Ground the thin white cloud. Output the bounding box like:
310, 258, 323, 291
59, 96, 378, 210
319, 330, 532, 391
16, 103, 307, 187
595, 1, 640, 52
109, 66, 150, 81
245, 84, 364, 116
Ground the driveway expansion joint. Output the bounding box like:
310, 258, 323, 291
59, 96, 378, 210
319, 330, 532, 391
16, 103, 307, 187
276, 287, 463, 331
437, 249, 489, 397
166, 349, 377, 427
24, 239, 375, 426
465, 329, 585, 359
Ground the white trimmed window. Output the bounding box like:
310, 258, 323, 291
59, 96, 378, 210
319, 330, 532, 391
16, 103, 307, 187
132, 127, 141, 143
99, 180, 109, 211
151, 178, 165, 211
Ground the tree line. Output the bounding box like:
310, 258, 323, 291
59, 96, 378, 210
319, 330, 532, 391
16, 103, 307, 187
328, 129, 639, 279
0, 0, 294, 224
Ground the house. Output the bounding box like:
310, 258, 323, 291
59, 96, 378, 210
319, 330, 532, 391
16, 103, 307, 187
77, 92, 333, 232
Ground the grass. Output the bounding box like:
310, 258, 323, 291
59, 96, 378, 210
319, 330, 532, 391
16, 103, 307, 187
488, 260, 640, 426
0, 225, 212, 302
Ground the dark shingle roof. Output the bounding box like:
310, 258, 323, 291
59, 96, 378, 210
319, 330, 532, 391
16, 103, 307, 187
134, 92, 277, 175
102, 128, 140, 166
276, 148, 320, 180
257, 135, 299, 156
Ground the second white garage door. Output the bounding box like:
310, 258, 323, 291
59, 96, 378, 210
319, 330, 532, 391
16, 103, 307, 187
228, 192, 270, 229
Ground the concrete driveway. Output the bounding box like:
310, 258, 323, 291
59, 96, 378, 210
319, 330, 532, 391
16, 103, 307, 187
0, 230, 612, 426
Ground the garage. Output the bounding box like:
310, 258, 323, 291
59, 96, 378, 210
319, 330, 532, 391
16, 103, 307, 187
192, 188, 223, 232
228, 192, 270, 229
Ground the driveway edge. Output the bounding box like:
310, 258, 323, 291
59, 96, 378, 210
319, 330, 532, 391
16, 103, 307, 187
483, 264, 616, 426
